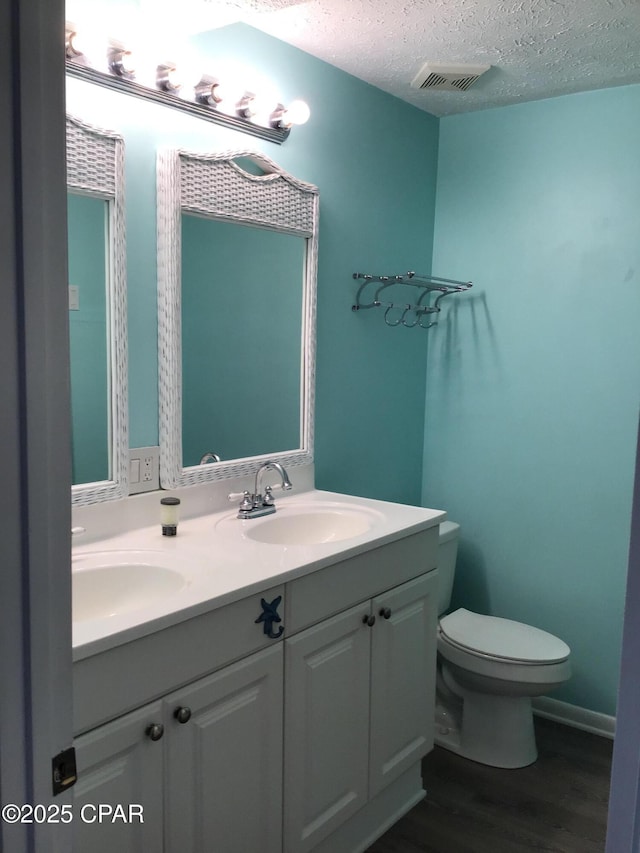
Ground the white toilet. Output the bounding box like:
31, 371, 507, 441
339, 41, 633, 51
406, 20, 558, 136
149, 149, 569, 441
435, 521, 571, 768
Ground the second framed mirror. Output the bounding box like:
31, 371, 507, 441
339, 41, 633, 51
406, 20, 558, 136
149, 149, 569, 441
157, 149, 318, 488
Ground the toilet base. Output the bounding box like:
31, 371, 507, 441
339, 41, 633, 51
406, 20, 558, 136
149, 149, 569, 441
434, 692, 538, 768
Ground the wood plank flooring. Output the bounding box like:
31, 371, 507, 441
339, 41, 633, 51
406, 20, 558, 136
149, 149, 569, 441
366, 718, 613, 853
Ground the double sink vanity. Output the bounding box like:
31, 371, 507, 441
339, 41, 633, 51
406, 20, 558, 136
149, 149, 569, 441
71, 480, 444, 853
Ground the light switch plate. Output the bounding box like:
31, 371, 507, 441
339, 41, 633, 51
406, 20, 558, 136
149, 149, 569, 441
129, 446, 160, 494
69, 285, 79, 311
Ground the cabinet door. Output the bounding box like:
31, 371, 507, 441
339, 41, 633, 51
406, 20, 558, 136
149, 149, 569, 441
369, 571, 438, 798
284, 603, 371, 853
165, 644, 283, 853
73, 701, 164, 853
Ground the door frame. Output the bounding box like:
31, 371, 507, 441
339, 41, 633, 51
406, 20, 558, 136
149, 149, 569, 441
606, 419, 640, 852
0, 0, 73, 849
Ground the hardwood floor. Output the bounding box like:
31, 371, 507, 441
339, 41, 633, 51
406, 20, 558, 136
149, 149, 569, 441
366, 718, 613, 853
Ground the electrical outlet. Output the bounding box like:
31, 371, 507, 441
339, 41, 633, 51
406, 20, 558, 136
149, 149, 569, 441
129, 446, 160, 494
142, 456, 154, 482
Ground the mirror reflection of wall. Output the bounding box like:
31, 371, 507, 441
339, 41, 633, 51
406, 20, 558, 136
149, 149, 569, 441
68, 192, 110, 485
181, 215, 304, 466
66, 113, 128, 505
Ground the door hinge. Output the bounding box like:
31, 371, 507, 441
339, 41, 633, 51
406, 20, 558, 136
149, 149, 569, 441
52, 747, 77, 795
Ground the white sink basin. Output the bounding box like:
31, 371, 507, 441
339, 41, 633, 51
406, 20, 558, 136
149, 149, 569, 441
218, 502, 382, 546
72, 550, 189, 623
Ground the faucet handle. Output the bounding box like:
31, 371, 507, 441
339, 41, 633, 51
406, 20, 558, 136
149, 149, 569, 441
265, 482, 292, 493
263, 486, 275, 507
228, 490, 254, 511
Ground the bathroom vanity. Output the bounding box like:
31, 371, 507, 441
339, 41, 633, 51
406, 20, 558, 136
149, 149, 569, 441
71, 489, 443, 853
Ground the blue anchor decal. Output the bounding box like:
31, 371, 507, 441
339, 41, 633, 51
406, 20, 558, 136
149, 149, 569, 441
255, 595, 285, 639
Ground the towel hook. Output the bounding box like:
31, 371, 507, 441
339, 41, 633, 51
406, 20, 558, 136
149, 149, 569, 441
384, 304, 403, 327
418, 312, 439, 329
401, 306, 419, 328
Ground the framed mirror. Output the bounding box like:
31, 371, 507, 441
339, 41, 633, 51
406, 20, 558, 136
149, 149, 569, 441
66, 114, 128, 504
157, 149, 318, 488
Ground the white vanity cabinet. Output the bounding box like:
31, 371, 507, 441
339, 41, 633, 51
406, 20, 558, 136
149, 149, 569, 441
73, 645, 282, 853
284, 603, 372, 850
72, 701, 164, 853
283, 572, 438, 853
72, 584, 286, 853
164, 644, 283, 853
368, 575, 437, 798
72, 523, 441, 853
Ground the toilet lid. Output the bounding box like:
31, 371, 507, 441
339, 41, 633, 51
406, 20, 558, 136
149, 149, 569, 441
439, 608, 570, 664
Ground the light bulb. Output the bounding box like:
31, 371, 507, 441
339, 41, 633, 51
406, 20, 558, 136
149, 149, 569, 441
210, 81, 232, 104
236, 92, 258, 118
286, 99, 310, 126
156, 62, 181, 93
66, 26, 107, 66
164, 56, 208, 96
269, 99, 311, 129
108, 46, 136, 79
65, 28, 82, 59
194, 76, 225, 106
249, 93, 271, 119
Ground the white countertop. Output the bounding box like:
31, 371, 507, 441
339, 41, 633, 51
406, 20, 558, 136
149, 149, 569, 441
72, 488, 445, 661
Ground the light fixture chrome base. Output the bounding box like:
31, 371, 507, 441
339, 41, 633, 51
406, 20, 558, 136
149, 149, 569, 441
66, 61, 291, 145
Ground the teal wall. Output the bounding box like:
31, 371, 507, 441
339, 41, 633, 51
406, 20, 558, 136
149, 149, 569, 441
67, 192, 109, 485
424, 85, 640, 714
181, 215, 303, 465
66, 22, 440, 505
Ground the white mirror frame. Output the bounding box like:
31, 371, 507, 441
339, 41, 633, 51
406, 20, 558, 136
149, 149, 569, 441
67, 114, 128, 505
157, 149, 318, 488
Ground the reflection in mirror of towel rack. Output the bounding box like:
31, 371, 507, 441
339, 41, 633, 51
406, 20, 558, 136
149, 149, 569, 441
351, 271, 472, 328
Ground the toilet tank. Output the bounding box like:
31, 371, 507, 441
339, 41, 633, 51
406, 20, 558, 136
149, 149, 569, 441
437, 521, 460, 615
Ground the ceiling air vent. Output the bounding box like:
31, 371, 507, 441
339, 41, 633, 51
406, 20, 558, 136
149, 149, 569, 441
411, 62, 491, 92
204, 0, 305, 8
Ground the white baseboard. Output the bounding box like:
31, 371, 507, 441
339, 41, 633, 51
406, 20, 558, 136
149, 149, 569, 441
533, 696, 616, 740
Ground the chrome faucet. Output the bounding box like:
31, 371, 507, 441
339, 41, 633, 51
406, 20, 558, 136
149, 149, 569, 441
255, 462, 292, 502
230, 462, 293, 519
199, 451, 221, 464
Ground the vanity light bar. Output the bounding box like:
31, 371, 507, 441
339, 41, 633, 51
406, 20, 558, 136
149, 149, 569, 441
65, 29, 310, 145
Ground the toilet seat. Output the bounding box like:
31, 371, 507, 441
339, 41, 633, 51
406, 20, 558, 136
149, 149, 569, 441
439, 608, 570, 665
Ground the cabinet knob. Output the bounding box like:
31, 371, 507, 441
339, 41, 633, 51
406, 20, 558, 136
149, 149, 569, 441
146, 723, 164, 742
362, 613, 376, 627
174, 706, 192, 724
379, 607, 392, 620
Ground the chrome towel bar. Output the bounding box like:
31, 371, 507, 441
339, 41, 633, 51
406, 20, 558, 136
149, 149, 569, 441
352, 271, 472, 328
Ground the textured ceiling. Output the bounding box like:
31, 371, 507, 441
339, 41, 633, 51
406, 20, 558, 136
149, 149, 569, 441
198, 0, 640, 116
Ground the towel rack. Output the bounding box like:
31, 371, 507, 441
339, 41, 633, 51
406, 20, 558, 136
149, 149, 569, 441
352, 271, 472, 328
